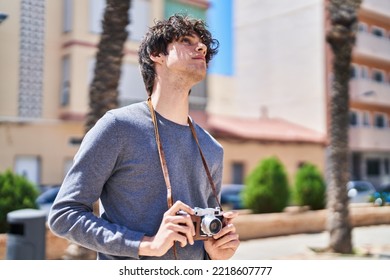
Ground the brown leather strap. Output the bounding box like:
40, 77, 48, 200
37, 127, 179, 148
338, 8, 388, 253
187, 118, 223, 210
147, 98, 174, 209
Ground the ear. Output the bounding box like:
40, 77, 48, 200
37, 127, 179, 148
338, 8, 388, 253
150, 53, 164, 64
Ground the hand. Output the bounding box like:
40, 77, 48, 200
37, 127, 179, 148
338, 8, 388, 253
138, 200, 195, 257
204, 211, 240, 260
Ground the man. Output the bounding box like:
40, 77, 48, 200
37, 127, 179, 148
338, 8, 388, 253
48, 14, 240, 260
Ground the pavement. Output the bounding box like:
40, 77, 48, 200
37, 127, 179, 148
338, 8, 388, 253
231, 224, 390, 260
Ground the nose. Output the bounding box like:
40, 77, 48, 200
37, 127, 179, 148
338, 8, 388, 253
196, 42, 207, 55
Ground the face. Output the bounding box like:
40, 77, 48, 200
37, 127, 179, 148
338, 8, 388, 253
161, 33, 208, 83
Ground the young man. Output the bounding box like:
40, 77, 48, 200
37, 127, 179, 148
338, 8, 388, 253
48, 14, 240, 260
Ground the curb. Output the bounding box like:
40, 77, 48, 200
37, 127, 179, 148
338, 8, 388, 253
234, 205, 390, 241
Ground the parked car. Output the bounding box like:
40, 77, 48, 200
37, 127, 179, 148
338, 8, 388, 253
346, 180, 376, 203
220, 184, 245, 209
371, 183, 390, 206
36, 185, 61, 217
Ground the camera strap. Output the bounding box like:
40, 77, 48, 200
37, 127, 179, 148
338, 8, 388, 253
147, 97, 222, 259
147, 97, 222, 210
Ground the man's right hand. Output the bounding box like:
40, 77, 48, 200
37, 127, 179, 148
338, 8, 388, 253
138, 200, 195, 257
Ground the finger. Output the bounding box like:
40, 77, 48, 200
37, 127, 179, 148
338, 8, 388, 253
212, 233, 240, 249
165, 214, 195, 236
171, 232, 188, 248
216, 238, 240, 251
167, 222, 195, 245
165, 200, 194, 216
213, 223, 236, 240
223, 211, 239, 223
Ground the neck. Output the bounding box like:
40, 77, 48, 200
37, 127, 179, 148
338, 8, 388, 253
150, 84, 190, 125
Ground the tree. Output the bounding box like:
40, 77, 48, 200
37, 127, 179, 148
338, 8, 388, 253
85, 0, 131, 133
242, 156, 290, 213
293, 163, 326, 210
64, 0, 132, 260
325, 0, 362, 254
0, 170, 39, 233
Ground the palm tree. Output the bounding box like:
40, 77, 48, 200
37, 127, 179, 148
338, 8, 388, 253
63, 0, 132, 260
85, 0, 131, 133
325, 0, 362, 254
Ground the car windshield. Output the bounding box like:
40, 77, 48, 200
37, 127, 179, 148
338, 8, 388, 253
354, 184, 371, 192
348, 181, 373, 192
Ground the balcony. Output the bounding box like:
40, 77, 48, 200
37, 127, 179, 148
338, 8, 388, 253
349, 79, 390, 107
354, 32, 390, 62
349, 127, 390, 151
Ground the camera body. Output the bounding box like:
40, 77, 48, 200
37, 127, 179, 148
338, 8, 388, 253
178, 207, 224, 240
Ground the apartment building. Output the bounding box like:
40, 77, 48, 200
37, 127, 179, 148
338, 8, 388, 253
207, 0, 390, 187
348, 0, 390, 186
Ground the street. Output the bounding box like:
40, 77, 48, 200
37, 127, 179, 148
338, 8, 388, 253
232, 224, 390, 259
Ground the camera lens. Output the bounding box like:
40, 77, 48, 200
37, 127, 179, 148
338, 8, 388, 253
201, 216, 222, 235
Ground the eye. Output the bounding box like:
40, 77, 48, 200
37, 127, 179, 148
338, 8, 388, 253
180, 37, 192, 44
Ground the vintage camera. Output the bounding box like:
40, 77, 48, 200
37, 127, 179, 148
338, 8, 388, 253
178, 207, 224, 240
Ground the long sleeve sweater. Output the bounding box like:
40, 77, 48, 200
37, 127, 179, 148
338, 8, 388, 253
48, 101, 223, 260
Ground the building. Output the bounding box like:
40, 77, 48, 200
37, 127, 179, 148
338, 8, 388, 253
206, 0, 327, 184
349, 0, 390, 187
207, 0, 390, 187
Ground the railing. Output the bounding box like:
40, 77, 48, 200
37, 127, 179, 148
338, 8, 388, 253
349, 126, 390, 151
349, 79, 390, 106
354, 32, 390, 62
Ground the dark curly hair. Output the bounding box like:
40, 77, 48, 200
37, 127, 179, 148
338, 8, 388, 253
138, 13, 219, 95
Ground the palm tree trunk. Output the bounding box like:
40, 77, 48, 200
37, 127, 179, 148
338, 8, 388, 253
85, 0, 131, 133
325, 0, 362, 254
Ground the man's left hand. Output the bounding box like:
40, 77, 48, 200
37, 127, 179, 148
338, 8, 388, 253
204, 211, 240, 260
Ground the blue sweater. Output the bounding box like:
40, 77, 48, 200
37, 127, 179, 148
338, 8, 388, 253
48, 101, 223, 260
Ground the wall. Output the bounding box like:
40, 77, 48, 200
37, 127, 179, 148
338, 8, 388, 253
220, 139, 325, 184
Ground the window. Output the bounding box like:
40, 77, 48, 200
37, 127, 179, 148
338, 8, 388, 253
384, 158, 390, 175
372, 69, 385, 83
118, 62, 147, 105
127, 0, 150, 41
371, 26, 385, 37
232, 162, 244, 184
14, 156, 41, 185
89, 0, 150, 41
358, 22, 368, 32
350, 64, 358, 79
60, 56, 71, 107
374, 113, 387, 128
366, 158, 380, 176
89, 0, 105, 34
88, 58, 146, 106
349, 111, 359, 127
63, 0, 73, 32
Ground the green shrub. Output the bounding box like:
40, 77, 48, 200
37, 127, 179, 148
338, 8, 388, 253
242, 156, 290, 213
293, 163, 326, 210
0, 169, 39, 233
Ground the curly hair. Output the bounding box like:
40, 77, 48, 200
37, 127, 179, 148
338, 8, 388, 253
138, 13, 219, 95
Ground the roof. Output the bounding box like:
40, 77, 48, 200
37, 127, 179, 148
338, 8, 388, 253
190, 111, 327, 145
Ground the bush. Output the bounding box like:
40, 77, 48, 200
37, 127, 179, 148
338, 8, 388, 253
0, 169, 39, 233
242, 156, 290, 213
293, 163, 326, 210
